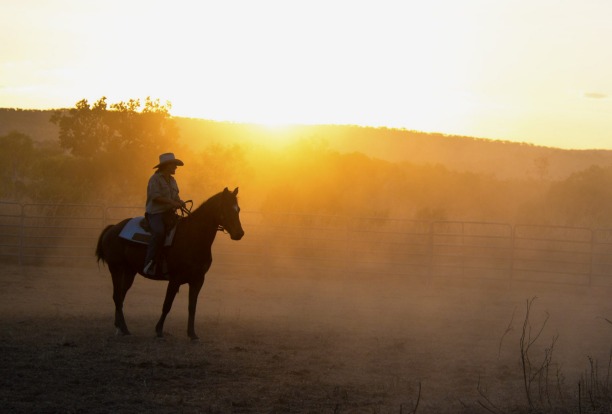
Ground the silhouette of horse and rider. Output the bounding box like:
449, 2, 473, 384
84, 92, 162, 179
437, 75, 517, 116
96, 153, 244, 339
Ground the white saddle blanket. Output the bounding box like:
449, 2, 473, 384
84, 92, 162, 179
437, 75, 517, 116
118, 216, 176, 246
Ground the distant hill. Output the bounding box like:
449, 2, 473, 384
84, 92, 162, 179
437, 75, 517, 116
3, 108, 612, 180
174, 117, 612, 180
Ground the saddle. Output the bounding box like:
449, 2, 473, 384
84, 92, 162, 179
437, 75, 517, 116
118, 215, 179, 246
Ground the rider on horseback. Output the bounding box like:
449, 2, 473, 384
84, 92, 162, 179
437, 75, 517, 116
143, 153, 187, 276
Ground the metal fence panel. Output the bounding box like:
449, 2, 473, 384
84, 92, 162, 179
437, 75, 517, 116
2, 202, 612, 287
513, 225, 593, 286
592, 229, 612, 287
19, 204, 105, 265
432, 221, 513, 280
0, 202, 23, 263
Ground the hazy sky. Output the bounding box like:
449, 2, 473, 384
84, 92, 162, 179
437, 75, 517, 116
1, 0, 612, 149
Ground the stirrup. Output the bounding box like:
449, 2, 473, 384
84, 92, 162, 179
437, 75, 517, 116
143, 260, 156, 275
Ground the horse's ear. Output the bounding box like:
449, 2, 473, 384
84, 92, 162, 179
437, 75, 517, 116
232, 187, 239, 196
223, 187, 229, 194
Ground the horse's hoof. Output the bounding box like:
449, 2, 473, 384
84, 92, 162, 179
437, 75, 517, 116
189, 334, 199, 341
115, 328, 130, 336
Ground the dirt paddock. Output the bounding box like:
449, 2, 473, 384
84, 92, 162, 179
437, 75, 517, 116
0, 263, 610, 413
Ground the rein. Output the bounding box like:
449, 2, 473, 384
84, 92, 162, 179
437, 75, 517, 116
178, 200, 193, 217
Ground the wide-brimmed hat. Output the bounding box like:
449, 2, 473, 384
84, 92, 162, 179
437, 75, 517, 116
153, 153, 184, 169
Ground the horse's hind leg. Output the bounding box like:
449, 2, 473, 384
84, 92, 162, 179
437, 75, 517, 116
111, 265, 136, 335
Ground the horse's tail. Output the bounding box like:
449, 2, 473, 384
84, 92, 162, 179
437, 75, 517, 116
95, 224, 114, 265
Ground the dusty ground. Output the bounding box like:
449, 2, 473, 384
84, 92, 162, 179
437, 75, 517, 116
0, 263, 611, 413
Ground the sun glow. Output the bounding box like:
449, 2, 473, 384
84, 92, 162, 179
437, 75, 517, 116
2, 1, 612, 149
243, 123, 311, 147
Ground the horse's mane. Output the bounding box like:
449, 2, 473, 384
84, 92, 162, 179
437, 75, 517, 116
194, 191, 223, 211
187, 189, 234, 221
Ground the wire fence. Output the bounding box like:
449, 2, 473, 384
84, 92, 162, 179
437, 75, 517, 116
1, 201, 612, 287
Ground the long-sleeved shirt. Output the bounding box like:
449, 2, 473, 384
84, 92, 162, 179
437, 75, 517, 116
145, 171, 180, 214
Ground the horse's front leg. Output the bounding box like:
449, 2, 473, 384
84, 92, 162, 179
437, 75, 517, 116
155, 281, 180, 338
187, 276, 205, 340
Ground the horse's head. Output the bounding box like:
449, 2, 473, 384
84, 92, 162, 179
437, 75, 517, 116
218, 187, 245, 240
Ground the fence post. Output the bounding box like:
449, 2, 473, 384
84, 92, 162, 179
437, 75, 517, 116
428, 221, 435, 282
589, 229, 594, 287
460, 221, 465, 278
345, 216, 352, 274
18, 203, 24, 267
509, 225, 516, 288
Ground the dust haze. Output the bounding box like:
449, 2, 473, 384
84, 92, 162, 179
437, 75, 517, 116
1, 252, 610, 412
2, 107, 612, 412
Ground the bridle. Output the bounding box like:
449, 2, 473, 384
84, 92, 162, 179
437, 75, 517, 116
216, 200, 229, 234
216, 197, 240, 234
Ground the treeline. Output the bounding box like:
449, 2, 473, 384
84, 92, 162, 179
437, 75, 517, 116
2, 99, 612, 228
6, 108, 612, 181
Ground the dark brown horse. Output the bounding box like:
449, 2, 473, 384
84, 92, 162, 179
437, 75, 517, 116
96, 187, 244, 340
